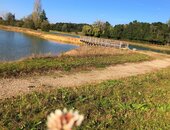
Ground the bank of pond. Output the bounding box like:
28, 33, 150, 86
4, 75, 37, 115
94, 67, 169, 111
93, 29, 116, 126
0, 30, 77, 61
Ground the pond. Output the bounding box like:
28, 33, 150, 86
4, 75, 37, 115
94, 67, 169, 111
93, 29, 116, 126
129, 44, 170, 55
0, 30, 77, 62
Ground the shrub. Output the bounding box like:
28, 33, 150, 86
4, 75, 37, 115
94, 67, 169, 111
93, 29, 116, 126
41, 20, 50, 32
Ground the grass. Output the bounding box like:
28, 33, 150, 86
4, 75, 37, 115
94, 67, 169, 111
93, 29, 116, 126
0, 66, 170, 129
0, 53, 151, 78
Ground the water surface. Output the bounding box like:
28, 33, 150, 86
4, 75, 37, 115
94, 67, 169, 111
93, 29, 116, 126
129, 44, 170, 55
50, 31, 80, 38
0, 30, 77, 61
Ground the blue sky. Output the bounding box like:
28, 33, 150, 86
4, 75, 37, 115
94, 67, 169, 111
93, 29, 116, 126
0, 0, 170, 25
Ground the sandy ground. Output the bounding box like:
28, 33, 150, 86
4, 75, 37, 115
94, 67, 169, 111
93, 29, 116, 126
0, 57, 170, 100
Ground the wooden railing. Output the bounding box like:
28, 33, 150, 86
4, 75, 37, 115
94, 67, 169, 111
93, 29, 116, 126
80, 36, 129, 49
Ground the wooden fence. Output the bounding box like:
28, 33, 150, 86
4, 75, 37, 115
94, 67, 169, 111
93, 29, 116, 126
80, 36, 129, 49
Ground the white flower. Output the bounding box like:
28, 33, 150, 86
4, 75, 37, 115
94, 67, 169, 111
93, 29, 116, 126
47, 108, 84, 130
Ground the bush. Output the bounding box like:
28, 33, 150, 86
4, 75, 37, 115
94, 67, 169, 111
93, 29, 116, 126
23, 18, 35, 29
15, 21, 24, 27
41, 20, 50, 32
82, 25, 93, 36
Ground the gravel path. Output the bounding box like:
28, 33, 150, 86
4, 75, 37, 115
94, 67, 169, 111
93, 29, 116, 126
1, 58, 170, 100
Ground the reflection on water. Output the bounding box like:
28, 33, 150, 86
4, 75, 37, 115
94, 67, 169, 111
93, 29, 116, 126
0, 30, 77, 61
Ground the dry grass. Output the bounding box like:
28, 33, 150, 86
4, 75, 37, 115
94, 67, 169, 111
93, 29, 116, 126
64, 46, 133, 56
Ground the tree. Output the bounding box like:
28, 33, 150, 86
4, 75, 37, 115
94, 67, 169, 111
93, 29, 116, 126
91, 20, 113, 38
32, 0, 42, 29
15, 20, 24, 27
51, 22, 88, 32
93, 27, 101, 37
101, 21, 112, 38
62, 24, 68, 32
167, 19, 170, 27
93, 21, 105, 31
0, 17, 5, 25
3, 12, 15, 25
40, 10, 48, 22
112, 25, 124, 39
23, 15, 35, 29
82, 25, 93, 36
41, 20, 50, 32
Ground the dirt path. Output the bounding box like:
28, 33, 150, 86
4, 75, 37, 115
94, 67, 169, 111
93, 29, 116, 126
1, 58, 170, 100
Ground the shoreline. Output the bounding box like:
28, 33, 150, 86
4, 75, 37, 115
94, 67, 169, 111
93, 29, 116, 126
126, 41, 170, 51
0, 25, 170, 52
0, 25, 83, 46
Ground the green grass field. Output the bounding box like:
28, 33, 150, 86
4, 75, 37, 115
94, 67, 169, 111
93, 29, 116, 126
0, 53, 151, 78
0, 65, 170, 129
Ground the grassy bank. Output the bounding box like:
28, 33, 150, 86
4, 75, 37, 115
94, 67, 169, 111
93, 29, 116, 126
0, 65, 170, 129
0, 25, 82, 45
0, 52, 151, 78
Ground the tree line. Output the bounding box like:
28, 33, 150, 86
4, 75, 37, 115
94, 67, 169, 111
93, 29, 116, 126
0, 0, 50, 31
0, 0, 170, 45
82, 20, 170, 45
0, 0, 87, 34
0, 0, 87, 33
0, 13, 87, 33
50, 23, 89, 33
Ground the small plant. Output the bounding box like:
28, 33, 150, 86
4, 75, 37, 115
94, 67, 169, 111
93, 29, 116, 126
47, 108, 84, 130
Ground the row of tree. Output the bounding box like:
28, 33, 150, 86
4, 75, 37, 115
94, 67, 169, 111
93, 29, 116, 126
82, 20, 170, 45
82, 21, 113, 38
0, 14, 86, 33
0, 14, 87, 33
0, 0, 87, 33
0, 0, 50, 31
50, 23, 89, 33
